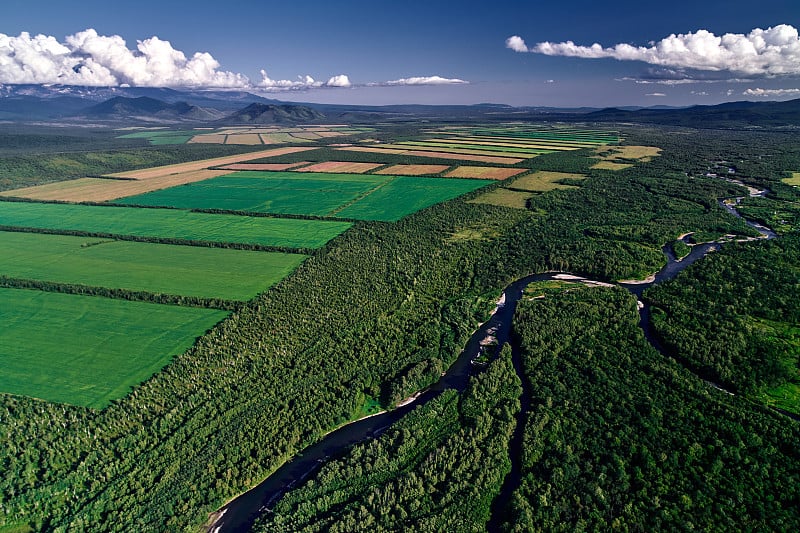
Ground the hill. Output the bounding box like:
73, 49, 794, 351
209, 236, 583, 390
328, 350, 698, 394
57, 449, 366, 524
219, 103, 325, 124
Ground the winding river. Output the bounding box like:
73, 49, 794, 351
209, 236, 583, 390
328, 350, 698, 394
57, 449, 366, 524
209, 194, 777, 532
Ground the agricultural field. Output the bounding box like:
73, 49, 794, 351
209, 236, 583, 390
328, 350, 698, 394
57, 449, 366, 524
467, 188, 534, 209
120, 125, 371, 146
443, 166, 527, 180
508, 171, 587, 192
374, 164, 450, 176
294, 161, 383, 173
0, 201, 350, 249
0, 288, 227, 409
335, 176, 487, 221
0, 231, 307, 301
335, 146, 525, 165
217, 162, 310, 171
116, 171, 390, 216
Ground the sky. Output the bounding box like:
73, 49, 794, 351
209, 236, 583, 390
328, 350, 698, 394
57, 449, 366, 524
1, 0, 798, 107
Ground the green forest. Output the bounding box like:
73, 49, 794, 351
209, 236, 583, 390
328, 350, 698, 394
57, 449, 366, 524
0, 123, 798, 531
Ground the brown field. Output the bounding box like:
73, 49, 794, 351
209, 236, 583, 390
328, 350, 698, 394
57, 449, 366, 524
591, 161, 633, 171
403, 150, 524, 165
0, 169, 231, 202
424, 138, 585, 151
467, 189, 534, 209
334, 146, 525, 165
217, 162, 310, 171
188, 134, 227, 144
294, 161, 383, 173
374, 164, 450, 176
444, 166, 527, 180
106, 147, 314, 179
225, 133, 263, 145
509, 171, 586, 192
337, 146, 411, 155
389, 143, 538, 159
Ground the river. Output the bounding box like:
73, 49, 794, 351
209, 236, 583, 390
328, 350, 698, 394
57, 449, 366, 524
208, 193, 777, 532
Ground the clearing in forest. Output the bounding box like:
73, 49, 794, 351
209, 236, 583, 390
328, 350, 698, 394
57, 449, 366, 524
781, 172, 800, 186
467, 189, 534, 209
509, 171, 587, 191
0, 287, 228, 409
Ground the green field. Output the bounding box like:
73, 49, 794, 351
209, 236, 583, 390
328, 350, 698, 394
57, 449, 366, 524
782, 172, 800, 186
0, 231, 307, 301
336, 176, 488, 221
0, 201, 350, 249
0, 288, 227, 408
397, 141, 548, 154
117, 172, 391, 216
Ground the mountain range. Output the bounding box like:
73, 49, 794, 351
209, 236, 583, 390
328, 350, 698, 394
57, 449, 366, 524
0, 84, 798, 128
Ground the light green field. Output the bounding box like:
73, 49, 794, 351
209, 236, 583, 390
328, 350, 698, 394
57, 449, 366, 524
782, 172, 800, 186
335, 177, 488, 221
0, 231, 307, 301
117, 172, 391, 216
0, 288, 227, 409
0, 201, 350, 249
509, 171, 587, 192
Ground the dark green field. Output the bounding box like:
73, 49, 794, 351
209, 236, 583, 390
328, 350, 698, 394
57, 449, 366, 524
336, 176, 488, 221
0, 288, 227, 409
0, 201, 350, 249
116, 171, 488, 221
116, 171, 390, 216
0, 231, 307, 301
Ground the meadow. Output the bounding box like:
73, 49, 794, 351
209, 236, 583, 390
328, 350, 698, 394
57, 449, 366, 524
0, 231, 307, 301
0, 288, 227, 409
0, 201, 350, 249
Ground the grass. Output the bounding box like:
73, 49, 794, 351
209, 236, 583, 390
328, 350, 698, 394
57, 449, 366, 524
0, 287, 227, 409
591, 161, 633, 171
0, 231, 307, 301
467, 189, 534, 209
0, 201, 351, 249
335, 176, 488, 221
508, 171, 586, 192
781, 172, 800, 186
116, 171, 391, 216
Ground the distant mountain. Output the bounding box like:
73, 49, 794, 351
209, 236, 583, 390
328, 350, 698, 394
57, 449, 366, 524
221, 103, 325, 124
80, 96, 226, 122
587, 99, 800, 127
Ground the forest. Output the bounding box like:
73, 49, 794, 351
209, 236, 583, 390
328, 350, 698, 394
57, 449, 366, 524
0, 123, 798, 531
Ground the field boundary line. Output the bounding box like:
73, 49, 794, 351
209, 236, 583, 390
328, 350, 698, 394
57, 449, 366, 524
327, 177, 397, 217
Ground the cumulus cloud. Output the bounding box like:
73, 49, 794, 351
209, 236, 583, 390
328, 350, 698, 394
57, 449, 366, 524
743, 87, 800, 97
325, 74, 351, 87
646, 92, 667, 97
509, 24, 800, 76
505, 35, 529, 53
0, 29, 249, 87
384, 75, 468, 86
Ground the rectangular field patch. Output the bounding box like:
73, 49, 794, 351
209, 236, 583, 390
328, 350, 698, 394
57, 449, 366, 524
216, 162, 310, 171
373, 164, 450, 176
0, 288, 227, 409
0, 231, 307, 301
509, 171, 587, 192
116, 171, 391, 217
444, 166, 527, 180
468, 189, 534, 209
0, 202, 350, 249
225, 134, 264, 145
294, 161, 384, 174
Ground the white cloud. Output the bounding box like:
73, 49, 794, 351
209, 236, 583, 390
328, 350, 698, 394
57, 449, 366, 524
510, 24, 800, 76
325, 74, 351, 87
0, 29, 249, 87
0, 29, 354, 91
505, 35, 528, 53
691, 90, 710, 96
545, 79, 555, 83
384, 75, 468, 86
743, 87, 800, 97
646, 92, 667, 97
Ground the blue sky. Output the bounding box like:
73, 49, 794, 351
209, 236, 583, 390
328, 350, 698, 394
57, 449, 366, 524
2, 0, 798, 106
